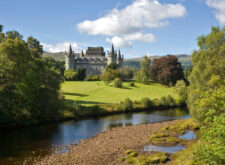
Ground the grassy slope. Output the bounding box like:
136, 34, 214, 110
61, 81, 178, 106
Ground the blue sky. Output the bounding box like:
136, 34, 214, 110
0, 0, 224, 58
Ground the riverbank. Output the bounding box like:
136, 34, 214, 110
0, 96, 185, 130
32, 119, 198, 165
0, 81, 181, 130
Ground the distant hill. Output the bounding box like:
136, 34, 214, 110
124, 54, 192, 69
43, 52, 65, 61
43, 52, 192, 69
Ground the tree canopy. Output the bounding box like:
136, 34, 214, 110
149, 55, 184, 86
0, 25, 63, 125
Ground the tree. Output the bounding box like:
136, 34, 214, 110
149, 55, 184, 86
113, 78, 122, 88
0, 26, 63, 125
135, 56, 151, 82
188, 26, 225, 124
64, 69, 78, 81
6, 30, 23, 40
119, 67, 134, 80
175, 80, 187, 104
101, 64, 120, 84
77, 68, 86, 80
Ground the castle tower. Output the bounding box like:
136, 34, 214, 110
116, 49, 121, 65
81, 50, 84, 57
65, 44, 75, 70
111, 43, 114, 56
107, 43, 114, 65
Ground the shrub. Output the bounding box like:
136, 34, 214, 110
129, 82, 135, 87
175, 80, 187, 104
85, 75, 100, 81
159, 95, 176, 107
167, 95, 176, 106
140, 97, 153, 108
193, 114, 225, 164
114, 78, 122, 88
159, 96, 168, 107
122, 98, 133, 111
64, 69, 78, 81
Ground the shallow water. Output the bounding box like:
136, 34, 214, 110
0, 108, 189, 164
143, 144, 185, 153
178, 131, 196, 140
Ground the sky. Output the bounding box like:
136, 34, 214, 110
0, 0, 225, 58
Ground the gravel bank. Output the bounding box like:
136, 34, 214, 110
37, 120, 183, 165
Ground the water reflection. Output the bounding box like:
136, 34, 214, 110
178, 131, 196, 140
0, 108, 189, 164
143, 144, 185, 153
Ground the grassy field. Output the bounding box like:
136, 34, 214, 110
61, 81, 178, 106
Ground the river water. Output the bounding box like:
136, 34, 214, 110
0, 108, 189, 164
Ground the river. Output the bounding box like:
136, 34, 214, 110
0, 108, 189, 165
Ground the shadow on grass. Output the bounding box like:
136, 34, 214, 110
64, 92, 88, 97
120, 86, 132, 90
65, 99, 104, 105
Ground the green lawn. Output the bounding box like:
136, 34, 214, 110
61, 81, 178, 106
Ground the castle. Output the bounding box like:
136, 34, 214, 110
65, 44, 124, 76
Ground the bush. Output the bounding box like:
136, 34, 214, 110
167, 95, 176, 106
140, 97, 153, 108
193, 114, 225, 164
64, 69, 78, 81
85, 75, 100, 81
175, 80, 187, 104
129, 82, 135, 87
159, 96, 168, 107
159, 95, 176, 107
122, 98, 133, 111
114, 78, 122, 88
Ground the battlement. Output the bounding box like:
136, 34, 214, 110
86, 47, 105, 56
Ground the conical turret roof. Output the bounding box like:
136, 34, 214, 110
68, 44, 72, 55
111, 43, 114, 55
118, 49, 121, 59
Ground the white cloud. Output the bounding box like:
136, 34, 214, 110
106, 37, 132, 48
41, 42, 82, 53
124, 33, 156, 42
77, 0, 186, 48
106, 33, 156, 48
206, 0, 225, 24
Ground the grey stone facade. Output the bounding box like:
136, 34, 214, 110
65, 44, 123, 76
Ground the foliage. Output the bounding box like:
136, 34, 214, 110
188, 26, 225, 124
186, 26, 225, 165
193, 114, 225, 165
113, 78, 122, 88
129, 82, 135, 87
175, 80, 188, 104
106, 63, 118, 70
122, 98, 133, 110
184, 65, 192, 83
159, 95, 176, 107
64, 69, 78, 81
140, 97, 153, 108
100, 68, 120, 84
150, 55, 184, 86
77, 68, 86, 80
85, 75, 100, 81
0, 25, 63, 125
119, 67, 134, 80
190, 75, 225, 124
41, 57, 65, 76
134, 56, 151, 82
